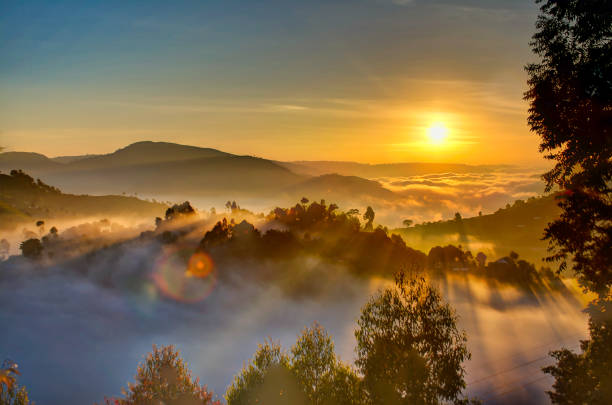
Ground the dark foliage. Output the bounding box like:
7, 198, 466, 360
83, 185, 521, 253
198, 200, 427, 279
544, 301, 612, 405
525, 0, 612, 295
19, 239, 43, 260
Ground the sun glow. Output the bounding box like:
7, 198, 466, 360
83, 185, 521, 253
426, 122, 449, 145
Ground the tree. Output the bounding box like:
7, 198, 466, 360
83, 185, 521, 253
225, 339, 305, 405
525, 0, 612, 296
0, 384, 30, 405
300, 197, 309, 206
165, 201, 196, 221
35, 220, 44, 235
402, 219, 413, 228
347, 209, 360, 217
355, 273, 470, 405
0, 239, 9, 260
291, 322, 336, 404
544, 301, 612, 405
454, 212, 462, 222
290, 323, 363, 405
104, 345, 218, 405
0, 360, 31, 405
19, 239, 43, 259
363, 206, 375, 231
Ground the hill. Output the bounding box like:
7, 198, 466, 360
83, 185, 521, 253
64, 141, 232, 171
393, 195, 562, 265
285, 173, 398, 201
0, 151, 62, 172
0, 170, 168, 230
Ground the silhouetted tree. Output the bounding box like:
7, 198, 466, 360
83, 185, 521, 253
165, 201, 196, 221
475, 252, 487, 268
525, 0, 612, 296
200, 219, 231, 249
454, 212, 462, 222
355, 273, 471, 405
402, 219, 413, 228
102, 345, 218, 405
347, 208, 359, 217
300, 197, 309, 206
0, 239, 9, 260
363, 206, 375, 231
19, 239, 43, 259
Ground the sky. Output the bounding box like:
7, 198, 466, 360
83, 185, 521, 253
0, 0, 544, 164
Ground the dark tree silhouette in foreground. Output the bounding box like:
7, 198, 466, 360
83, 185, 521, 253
355, 273, 472, 405
525, 0, 612, 296
525, 1, 612, 404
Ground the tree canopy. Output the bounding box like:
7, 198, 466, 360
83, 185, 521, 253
525, 0, 612, 296
103, 345, 218, 405
355, 274, 470, 405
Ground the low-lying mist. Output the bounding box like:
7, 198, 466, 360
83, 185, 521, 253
0, 209, 588, 405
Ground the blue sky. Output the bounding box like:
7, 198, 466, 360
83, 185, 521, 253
0, 0, 543, 164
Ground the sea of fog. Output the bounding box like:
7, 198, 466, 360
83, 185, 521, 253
142, 168, 549, 228
0, 167, 585, 405
0, 252, 588, 405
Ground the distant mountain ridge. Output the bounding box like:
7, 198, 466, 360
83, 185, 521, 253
0, 141, 523, 207
279, 160, 512, 178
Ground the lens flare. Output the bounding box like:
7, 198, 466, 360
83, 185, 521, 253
152, 246, 216, 303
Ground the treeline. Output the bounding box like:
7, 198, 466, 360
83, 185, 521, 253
13, 197, 567, 294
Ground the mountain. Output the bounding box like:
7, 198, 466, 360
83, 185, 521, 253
0, 142, 305, 197
0, 141, 525, 209
279, 161, 512, 178
285, 174, 398, 201
47, 154, 304, 196
64, 141, 232, 171
0, 152, 62, 173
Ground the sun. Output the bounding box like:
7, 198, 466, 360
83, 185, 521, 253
426, 122, 449, 145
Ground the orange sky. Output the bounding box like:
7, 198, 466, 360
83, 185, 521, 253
0, 0, 543, 165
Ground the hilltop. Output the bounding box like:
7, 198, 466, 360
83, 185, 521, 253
393, 195, 561, 265
0, 170, 168, 230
